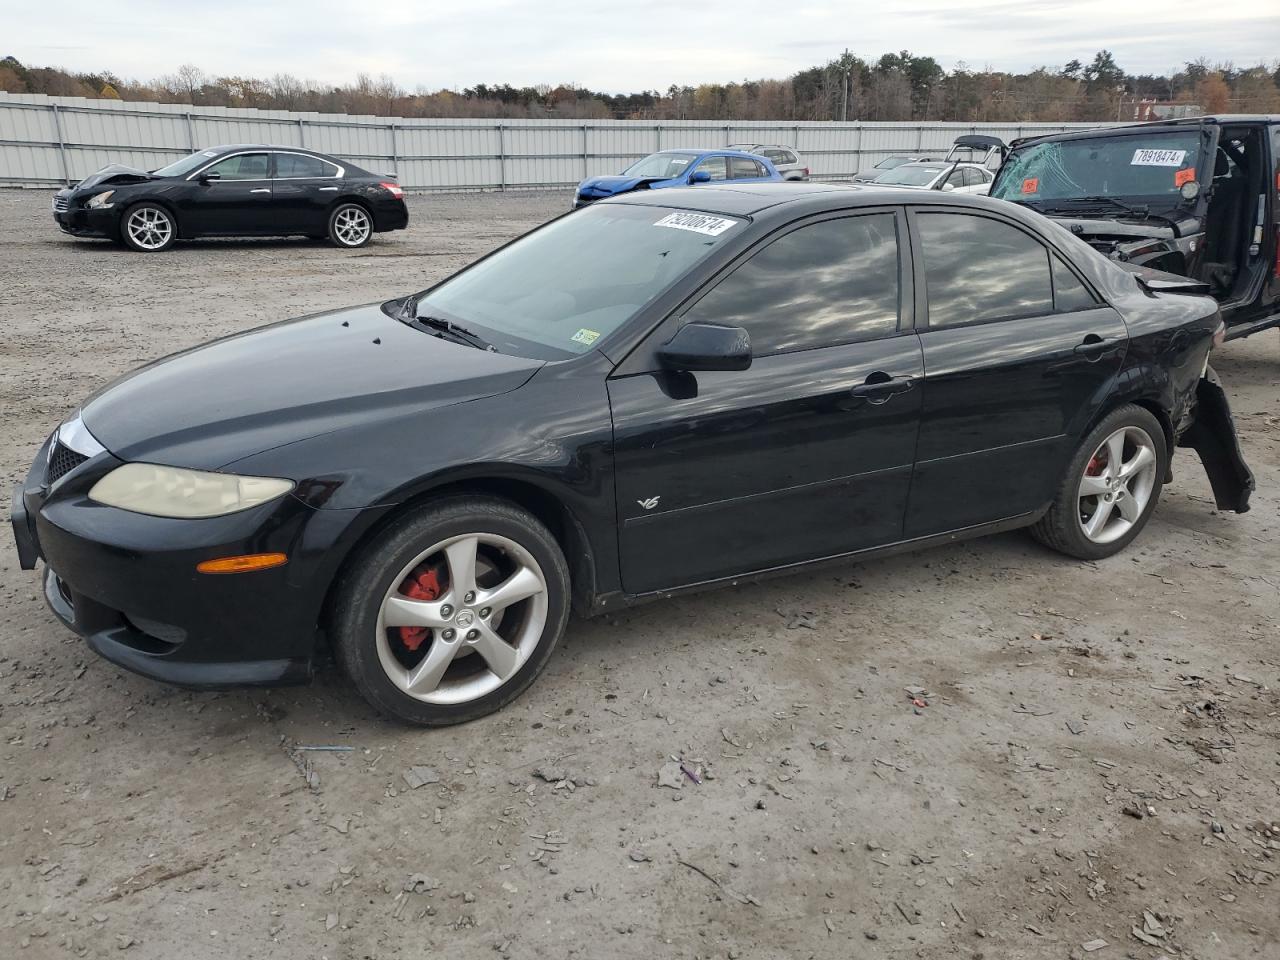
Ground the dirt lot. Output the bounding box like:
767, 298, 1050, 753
0, 189, 1277, 960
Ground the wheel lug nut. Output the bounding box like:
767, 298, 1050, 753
466, 629, 479, 641
442, 628, 455, 640
464, 591, 476, 603
479, 607, 491, 618
440, 604, 453, 618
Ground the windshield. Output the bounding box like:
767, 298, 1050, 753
875, 156, 914, 170
622, 152, 698, 179
991, 130, 1202, 204
875, 165, 943, 186
411, 204, 742, 359
151, 150, 220, 178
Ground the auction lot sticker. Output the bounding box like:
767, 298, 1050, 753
653, 212, 738, 237
1131, 148, 1186, 166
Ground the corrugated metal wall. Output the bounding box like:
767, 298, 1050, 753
0, 92, 1105, 190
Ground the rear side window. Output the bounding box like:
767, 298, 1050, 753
1052, 256, 1099, 312
917, 213, 1053, 326
778, 150, 797, 165
274, 153, 336, 178
730, 157, 765, 179
683, 214, 900, 355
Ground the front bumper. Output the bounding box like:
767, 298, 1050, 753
51, 196, 117, 239
12, 441, 375, 689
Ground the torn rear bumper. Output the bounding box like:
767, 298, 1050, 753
1177, 371, 1254, 513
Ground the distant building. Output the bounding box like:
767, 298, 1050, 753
1134, 100, 1202, 121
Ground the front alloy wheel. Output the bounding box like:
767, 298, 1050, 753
121, 203, 176, 252
333, 497, 570, 726
328, 203, 372, 248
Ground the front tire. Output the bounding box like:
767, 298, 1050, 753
328, 202, 373, 248
1030, 404, 1166, 560
331, 497, 571, 726
119, 202, 177, 252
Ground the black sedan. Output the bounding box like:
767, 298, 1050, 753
50, 144, 408, 251
12, 184, 1254, 726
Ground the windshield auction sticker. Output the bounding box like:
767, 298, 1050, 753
1131, 148, 1187, 167
653, 212, 738, 237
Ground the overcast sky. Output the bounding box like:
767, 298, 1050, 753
8, 0, 1279, 92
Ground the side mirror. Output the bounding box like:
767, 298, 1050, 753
657, 323, 751, 372
690, 170, 712, 184
199, 171, 221, 182
941, 181, 956, 191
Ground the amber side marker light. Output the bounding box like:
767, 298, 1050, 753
196, 553, 288, 574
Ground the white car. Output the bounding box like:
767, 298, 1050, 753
870, 161, 995, 195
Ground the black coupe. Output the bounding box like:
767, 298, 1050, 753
50, 144, 408, 251
13, 183, 1254, 725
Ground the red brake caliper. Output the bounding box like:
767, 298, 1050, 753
396, 564, 445, 652
1086, 452, 1107, 478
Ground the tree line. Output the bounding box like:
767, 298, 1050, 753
2, 50, 1278, 122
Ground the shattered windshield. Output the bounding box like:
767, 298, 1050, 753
991, 131, 1202, 206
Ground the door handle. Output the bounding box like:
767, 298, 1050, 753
249, 188, 270, 194
1073, 336, 1123, 360
849, 373, 915, 404
318, 186, 339, 191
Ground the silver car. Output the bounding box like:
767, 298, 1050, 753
725, 144, 808, 181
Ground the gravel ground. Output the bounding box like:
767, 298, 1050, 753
1, 189, 1278, 960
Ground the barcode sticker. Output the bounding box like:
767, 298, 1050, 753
653, 212, 737, 237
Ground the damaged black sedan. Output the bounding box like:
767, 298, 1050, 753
12, 183, 1254, 726
51, 144, 408, 251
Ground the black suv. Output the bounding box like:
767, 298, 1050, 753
990, 115, 1280, 340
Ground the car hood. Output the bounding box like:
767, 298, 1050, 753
72, 163, 156, 193
576, 175, 666, 198
80, 303, 543, 470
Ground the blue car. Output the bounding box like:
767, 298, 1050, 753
573, 149, 783, 208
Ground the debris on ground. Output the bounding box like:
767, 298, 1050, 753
657, 761, 684, 789
402, 766, 441, 790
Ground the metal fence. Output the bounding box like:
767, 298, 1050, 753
0, 92, 1104, 191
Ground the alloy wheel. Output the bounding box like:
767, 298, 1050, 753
126, 207, 173, 250
333, 207, 371, 246
1077, 425, 1159, 544
374, 533, 548, 705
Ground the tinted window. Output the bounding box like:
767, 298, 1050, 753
1052, 256, 1098, 312
275, 153, 334, 178
945, 169, 966, 189
918, 213, 1053, 326
730, 157, 764, 179
695, 156, 728, 180
206, 152, 269, 180
684, 214, 900, 355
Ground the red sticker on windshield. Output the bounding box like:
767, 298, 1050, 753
1174, 168, 1195, 187
1021, 177, 1039, 194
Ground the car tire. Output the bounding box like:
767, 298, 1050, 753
331, 497, 571, 726
119, 202, 177, 252
327, 202, 373, 248
1030, 404, 1167, 561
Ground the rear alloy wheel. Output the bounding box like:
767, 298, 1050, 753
328, 203, 372, 248
120, 203, 176, 252
332, 498, 570, 725
1030, 404, 1167, 560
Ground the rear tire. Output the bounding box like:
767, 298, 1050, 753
1030, 404, 1166, 560
331, 497, 571, 726
119, 202, 177, 252
327, 202, 373, 248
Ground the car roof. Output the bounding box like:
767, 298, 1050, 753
1011, 114, 1280, 149
656, 148, 778, 160
204, 144, 332, 155
600, 180, 1017, 216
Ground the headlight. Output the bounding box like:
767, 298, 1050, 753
86, 190, 115, 209
88, 464, 294, 518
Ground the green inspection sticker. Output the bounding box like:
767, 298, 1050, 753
570, 328, 601, 346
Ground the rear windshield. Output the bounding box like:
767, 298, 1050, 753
623, 152, 697, 179
875, 156, 914, 170
411, 204, 743, 359
876, 165, 943, 185
991, 130, 1202, 203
